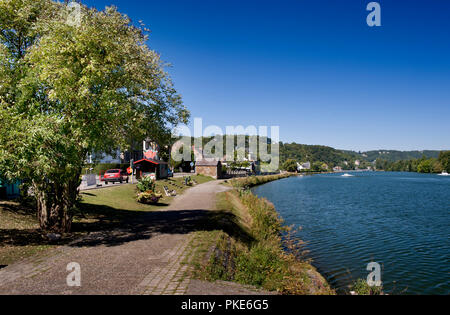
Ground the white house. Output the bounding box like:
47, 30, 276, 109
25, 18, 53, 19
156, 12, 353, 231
297, 162, 311, 171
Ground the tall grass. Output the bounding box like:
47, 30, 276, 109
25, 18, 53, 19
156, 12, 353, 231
229, 173, 292, 189
195, 186, 334, 295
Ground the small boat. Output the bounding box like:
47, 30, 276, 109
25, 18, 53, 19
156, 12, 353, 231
341, 173, 354, 177
438, 171, 450, 176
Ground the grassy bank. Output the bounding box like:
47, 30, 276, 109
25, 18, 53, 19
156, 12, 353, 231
188, 174, 334, 295
228, 173, 293, 189
0, 175, 214, 266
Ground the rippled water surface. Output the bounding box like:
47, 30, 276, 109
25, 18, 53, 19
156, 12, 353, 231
252, 172, 450, 294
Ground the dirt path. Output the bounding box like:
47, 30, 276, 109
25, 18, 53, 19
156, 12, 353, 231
0, 181, 264, 295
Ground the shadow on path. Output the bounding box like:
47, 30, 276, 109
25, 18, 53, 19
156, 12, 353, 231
1, 203, 253, 249
71, 207, 253, 248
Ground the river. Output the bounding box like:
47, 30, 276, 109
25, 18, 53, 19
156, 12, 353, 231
252, 172, 450, 295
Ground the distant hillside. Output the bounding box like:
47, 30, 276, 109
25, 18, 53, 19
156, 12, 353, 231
178, 136, 443, 167
357, 150, 441, 162
280, 143, 360, 167
279, 144, 444, 168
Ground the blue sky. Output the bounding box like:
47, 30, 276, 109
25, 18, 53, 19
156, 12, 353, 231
83, 0, 450, 151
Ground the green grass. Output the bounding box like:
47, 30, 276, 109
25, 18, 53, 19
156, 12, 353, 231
0, 201, 53, 265
80, 175, 214, 212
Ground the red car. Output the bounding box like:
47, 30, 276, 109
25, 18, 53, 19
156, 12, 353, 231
103, 169, 129, 185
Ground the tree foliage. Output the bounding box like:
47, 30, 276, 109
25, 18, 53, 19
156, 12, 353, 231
438, 151, 450, 172
376, 154, 447, 174
280, 142, 359, 168
282, 159, 297, 172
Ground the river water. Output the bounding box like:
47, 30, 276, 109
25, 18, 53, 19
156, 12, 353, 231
252, 172, 450, 295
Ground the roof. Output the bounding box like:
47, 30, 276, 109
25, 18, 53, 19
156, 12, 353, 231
134, 159, 168, 165
195, 159, 221, 167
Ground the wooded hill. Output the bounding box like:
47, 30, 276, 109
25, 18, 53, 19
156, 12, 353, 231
173, 136, 444, 168
356, 150, 441, 162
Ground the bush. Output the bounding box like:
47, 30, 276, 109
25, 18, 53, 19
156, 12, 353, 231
282, 159, 298, 172
352, 279, 383, 295
136, 176, 156, 193
84, 163, 129, 175
417, 159, 434, 173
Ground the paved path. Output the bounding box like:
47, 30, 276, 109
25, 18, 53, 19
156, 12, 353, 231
0, 181, 237, 295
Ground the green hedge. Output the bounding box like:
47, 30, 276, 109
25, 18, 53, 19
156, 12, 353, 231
230, 173, 292, 189
83, 163, 130, 175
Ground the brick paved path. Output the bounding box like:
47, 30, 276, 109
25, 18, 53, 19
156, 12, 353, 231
0, 181, 231, 295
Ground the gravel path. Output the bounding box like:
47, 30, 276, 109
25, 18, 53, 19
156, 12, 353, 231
0, 181, 266, 295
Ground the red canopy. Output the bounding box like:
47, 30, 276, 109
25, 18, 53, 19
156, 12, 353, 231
134, 159, 167, 165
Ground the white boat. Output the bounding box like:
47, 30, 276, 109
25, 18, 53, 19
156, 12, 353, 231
438, 171, 449, 176
341, 173, 354, 177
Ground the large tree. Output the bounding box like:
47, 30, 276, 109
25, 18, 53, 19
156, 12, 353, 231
282, 159, 298, 172
0, 0, 189, 232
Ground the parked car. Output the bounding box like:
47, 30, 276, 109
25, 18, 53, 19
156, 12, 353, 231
168, 169, 174, 178
103, 169, 129, 184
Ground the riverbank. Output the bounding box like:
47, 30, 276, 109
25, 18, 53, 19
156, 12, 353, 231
188, 174, 334, 295
229, 172, 294, 188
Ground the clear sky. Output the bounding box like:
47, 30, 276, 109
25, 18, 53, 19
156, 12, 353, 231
82, 0, 450, 152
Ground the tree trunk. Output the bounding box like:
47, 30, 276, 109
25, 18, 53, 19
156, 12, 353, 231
34, 176, 80, 233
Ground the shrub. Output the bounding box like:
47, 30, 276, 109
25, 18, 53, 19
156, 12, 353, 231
84, 163, 129, 175
282, 159, 298, 172
136, 176, 156, 193
352, 279, 383, 295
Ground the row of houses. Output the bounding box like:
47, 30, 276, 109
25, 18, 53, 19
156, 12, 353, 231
96, 141, 227, 180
